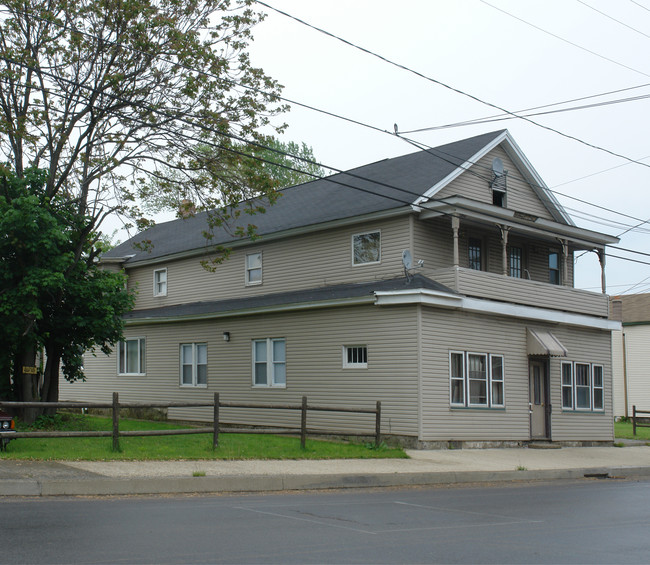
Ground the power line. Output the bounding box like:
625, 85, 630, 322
256, 0, 650, 172
577, 0, 650, 39
400, 84, 650, 135
481, 0, 650, 78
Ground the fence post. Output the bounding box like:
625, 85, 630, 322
213, 392, 220, 449
633, 405, 637, 436
300, 396, 307, 449
112, 392, 120, 451
375, 401, 382, 447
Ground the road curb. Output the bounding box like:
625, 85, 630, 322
2, 466, 650, 497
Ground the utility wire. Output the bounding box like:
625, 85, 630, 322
577, 0, 650, 40
256, 1, 650, 171
9, 2, 650, 233
481, 0, 650, 78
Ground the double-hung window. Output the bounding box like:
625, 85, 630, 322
118, 337, 146, 375
352, 231, 381, 265
549, 251, 560, 285
509, 247, 522, 278
246, 252, 262, 285
253, 338, 286, 387
561, 361, 604, 411
449, 351, 504, 408
180, 343, 207, 387
153, 268, 167, 296
468, 238, 482, 271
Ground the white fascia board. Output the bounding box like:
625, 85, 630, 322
124, 295, 376, 326
122, 207, 413, 268
374, 289, 622, 331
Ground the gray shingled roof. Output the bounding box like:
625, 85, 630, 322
105, 130, 505, 263
124, 274, 455, 322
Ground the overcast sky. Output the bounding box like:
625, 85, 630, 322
247, 0, 650, 295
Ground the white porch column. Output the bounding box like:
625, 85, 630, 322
452, 215, 460, 267
560, 239, 569, 286
598, 249, 607, 293
499, 225, 510, 276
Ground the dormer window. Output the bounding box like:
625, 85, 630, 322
490, 157, 507, 207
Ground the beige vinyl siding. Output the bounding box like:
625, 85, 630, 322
419, 308, 613, 442
419, 309, 530, 442
619, 325, 650, 417
548, 326, 613, 441
435, 146, 556, 220
126, 216, 411, 310
62, 305, 421, 437
411, 217, 453, 271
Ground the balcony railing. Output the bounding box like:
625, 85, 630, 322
429, 267, 609, 318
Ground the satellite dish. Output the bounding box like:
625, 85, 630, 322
402, 249, 413, 270
492, 157, 504, 176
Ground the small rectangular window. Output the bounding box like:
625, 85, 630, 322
575, 362, 591, 409
468, 353, 488, 406
343, 345, 368, 368
352, 231, 381, 265
593, 365, 604, 410
468, 238, 482, 271
450, 352, 465, 406
118, 337, 146, 375
180, 343, 207, 387
246, 252, 262, 285
252, 338, 286, 387
153, 268, 167, 296
549, 251, 560, 285
509, 247, 522, 278
491, 355, 504, 407
561, 362, 573, 409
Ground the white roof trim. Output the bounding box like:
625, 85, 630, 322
374, 288, 622, 331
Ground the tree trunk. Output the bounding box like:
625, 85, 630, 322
42, 344, 61, 417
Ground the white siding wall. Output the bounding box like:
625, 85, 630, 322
620, 325, 650, 416
612, 329, 626, 418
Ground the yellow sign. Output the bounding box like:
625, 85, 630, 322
22, 366, 37, 374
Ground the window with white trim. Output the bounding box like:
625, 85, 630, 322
253, 338, 286, 387
449, 351, 505, 408
343, 345, 368, 368
180, 343, 207, 387
352, 231, 381, 265
153, 268, 167, 296
118, 337, 146, 375
561, 362, 604, 411
246, 252, 262, 285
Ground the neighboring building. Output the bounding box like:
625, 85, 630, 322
610, 294, 650, 419
61, 130, 621, 447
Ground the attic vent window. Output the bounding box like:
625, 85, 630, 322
490, 158, 507, 207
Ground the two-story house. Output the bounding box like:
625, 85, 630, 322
61, 130, 621, 447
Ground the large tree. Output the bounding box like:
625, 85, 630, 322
0, 0, 286, 408
0, 167, 134, 420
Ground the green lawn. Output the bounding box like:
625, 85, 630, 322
615, 419, 650, 442
1, 413, 407, 461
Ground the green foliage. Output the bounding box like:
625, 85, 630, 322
615, 420, 650, 441
0, 167, 134, 398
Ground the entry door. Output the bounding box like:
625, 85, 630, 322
529, 360, 548, 439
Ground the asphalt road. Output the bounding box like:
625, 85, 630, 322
2, 478, 650, 564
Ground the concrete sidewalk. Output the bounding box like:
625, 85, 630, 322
2, 442, 650, 497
